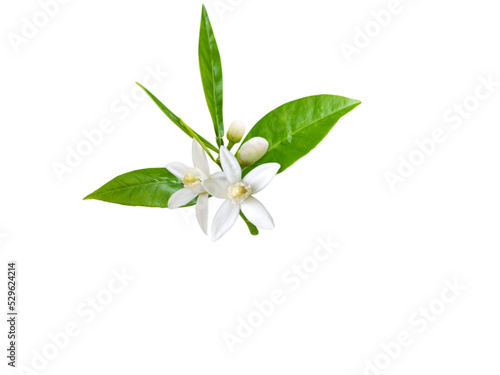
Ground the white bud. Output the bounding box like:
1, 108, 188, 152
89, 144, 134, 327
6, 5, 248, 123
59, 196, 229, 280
237, 137, 269, 166
227, 120, 246, 143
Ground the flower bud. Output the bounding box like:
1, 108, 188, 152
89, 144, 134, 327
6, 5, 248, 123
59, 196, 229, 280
237, 137, 269, 166
226, 120, 246, 143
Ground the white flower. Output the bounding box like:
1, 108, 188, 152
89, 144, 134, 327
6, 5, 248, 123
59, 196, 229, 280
166, 139, 211, 234
203, 146, 280, 241
237, 137, 269, 166
227, 120, 246, 143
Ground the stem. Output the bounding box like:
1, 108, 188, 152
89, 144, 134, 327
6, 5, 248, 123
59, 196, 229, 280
227, 140, 235, 151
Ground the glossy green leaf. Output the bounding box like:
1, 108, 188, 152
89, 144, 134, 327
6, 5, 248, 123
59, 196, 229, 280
239, 95, 361, 175
240, 212, 259, 236
136, 83, 218, 152
84, 168, 195, 208
199, 5, 224, 147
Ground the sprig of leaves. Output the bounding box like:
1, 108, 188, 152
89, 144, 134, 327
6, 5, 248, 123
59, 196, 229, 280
84, 5, 361, 237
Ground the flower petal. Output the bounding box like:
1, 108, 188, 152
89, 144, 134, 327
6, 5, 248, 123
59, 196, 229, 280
210, 171, 227, 180
241, 196, 274, 229
168, 188, 198, 209
220, 146, 241, 183
211, 200, 240, 241
243, 163, 280, 194
195, 193, 209, 235
203, 177, 230, 199
192, 183, 206, 195
192, 139, 210, 176
166, 162, 188, 180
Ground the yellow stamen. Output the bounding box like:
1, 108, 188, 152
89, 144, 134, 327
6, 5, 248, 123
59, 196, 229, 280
183, 173, 199, 184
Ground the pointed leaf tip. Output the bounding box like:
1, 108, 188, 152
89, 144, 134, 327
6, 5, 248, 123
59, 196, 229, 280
239, 94, 362, 175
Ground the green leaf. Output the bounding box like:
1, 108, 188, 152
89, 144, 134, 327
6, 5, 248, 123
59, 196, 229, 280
84, 168, 195, 208
180, 118, 217, 164
199, 4, 224, 147
136, 83, 218, 152
239, 95, 361, 175
240, 212, 259, 236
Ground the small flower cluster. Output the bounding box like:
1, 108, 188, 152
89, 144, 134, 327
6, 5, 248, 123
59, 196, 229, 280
83, 5, 360, 242
167, 121, 279, 241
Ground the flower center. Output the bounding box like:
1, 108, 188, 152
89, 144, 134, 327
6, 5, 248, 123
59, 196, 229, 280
228, 182, 252, 204
182, 168, 202, 189
183, 173, 199, 184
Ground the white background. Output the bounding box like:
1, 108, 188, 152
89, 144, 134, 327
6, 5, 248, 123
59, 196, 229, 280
1, 0, 499, 374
